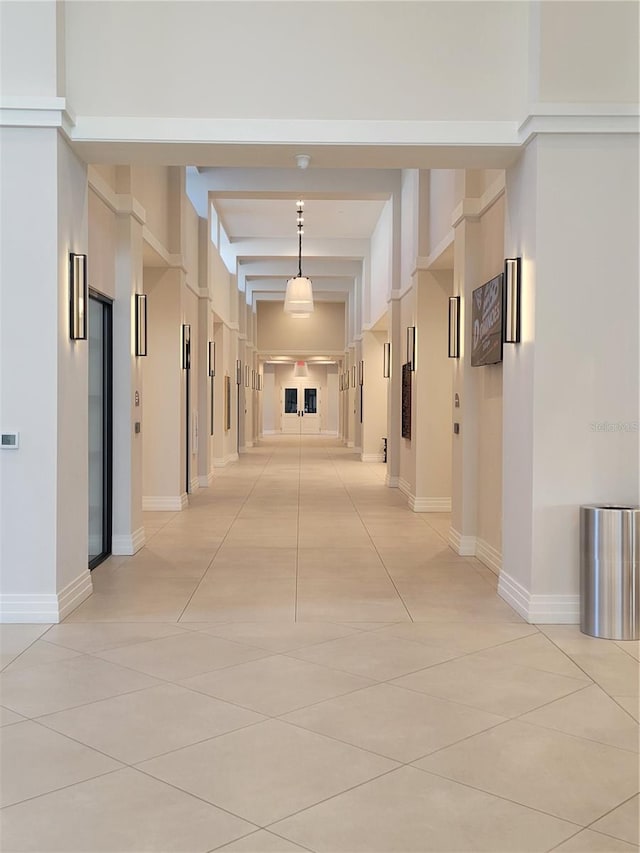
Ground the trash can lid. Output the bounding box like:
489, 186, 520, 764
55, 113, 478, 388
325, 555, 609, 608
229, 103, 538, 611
581, 504, 640, 511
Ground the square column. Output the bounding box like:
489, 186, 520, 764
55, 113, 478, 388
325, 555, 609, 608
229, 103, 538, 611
501, 134, 640, 622
0, 128, 92, 621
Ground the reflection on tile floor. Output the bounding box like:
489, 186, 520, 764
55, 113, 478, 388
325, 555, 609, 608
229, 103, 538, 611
1, 438, 638, 852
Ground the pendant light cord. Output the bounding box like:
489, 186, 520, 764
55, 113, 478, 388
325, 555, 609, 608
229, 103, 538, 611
297, 201, 304, 278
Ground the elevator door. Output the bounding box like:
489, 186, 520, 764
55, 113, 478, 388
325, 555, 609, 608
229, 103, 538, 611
88, 293, 113, 569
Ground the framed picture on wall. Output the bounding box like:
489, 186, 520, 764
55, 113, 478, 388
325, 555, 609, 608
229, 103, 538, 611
224, 375, 231, 431
402, 363, 411, 439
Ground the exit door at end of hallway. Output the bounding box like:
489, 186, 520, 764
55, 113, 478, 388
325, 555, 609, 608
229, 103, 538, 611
282, 386, 320, 433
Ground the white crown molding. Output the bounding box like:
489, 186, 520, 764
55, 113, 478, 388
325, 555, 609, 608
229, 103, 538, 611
451, 173, 506, 228
0, 96, 74, 130
68, 116, 519, 146
142, 494, 188, 511
518, 103, 640, 144
6, 100, 635, 144
417, 230, 455, 273
0, 570, 92, 624
475, 537, 502, 575
498, 571, 580, 624
448, 527, 477, 556
112, 527, 145, 556
88, 169, 147, 225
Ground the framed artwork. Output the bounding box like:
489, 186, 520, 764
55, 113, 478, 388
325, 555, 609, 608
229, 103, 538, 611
402, 363, 412, 439
224, 375, 231, 431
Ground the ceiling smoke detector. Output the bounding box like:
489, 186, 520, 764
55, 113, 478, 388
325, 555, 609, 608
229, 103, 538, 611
295, 154, 311, 170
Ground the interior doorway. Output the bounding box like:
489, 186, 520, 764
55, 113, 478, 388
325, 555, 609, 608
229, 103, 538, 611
88, 292, 113, 569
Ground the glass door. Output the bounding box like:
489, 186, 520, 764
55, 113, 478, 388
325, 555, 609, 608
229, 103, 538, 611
88, 293, 113, 569
282, 387, 300, 433
301, 387, 320, 433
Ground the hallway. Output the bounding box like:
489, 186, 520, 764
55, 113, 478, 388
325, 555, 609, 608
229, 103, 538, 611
0, 439, 638, 852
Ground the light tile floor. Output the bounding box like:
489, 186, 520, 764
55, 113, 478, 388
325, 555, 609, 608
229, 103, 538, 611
1, 437, 638, 852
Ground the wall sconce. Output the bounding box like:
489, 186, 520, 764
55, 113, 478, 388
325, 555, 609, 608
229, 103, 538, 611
135, 294, 147, 356
448, 296, 460, 359
383, 342, 391, 378
245, 365, 250, 388
69, 253, 88, 340
358, 361, 364, 386
407, 326, 416, 371
258, 374, 262, 391
236, 359, 242, 385
208, 341, 216, 376
503, 257, 521, 344
181, 324, 191, 370
252, 369, 256, 390
351, 365, 356, 387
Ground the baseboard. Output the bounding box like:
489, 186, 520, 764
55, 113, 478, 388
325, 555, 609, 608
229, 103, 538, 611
398, 478, 412, 499
409, 496, 452, 513
354, 445, 362, 454
112, 526, 146, 556
198, 471, 215, 488
262, 430, 279, 435
0, 570, 93, 624
449, 527, 477, 556
476, 537, 502, 575
213, 453, 238, 468
386, 474, 400, 488
189, 476, 199, 493
346, 441, 355, 448
142, 494, 188, 511
361, 453, 385, 463
245, 440, 254, 448
498, 570, 580, 624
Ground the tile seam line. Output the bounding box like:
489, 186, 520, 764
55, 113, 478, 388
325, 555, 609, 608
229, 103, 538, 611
324, 445, 414, 623
175, 448, 276, 622
535, 630, 640, 723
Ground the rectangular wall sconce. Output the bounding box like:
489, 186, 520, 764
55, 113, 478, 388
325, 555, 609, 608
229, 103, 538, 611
358, 361, 364, 386
407, 326, 416, 371
252, 369, 256, 390
181, 324, 191, 370
383, 342, 391, 378
245, 365, 250, 387
236, 359, 242, 385
208, 341, 216, 376
448, 296, 460, 359
258, 374, 262, 391
69, 253, 88, 340
339, 374, 344, 392
135, 294, 147, 356
351, 365, 356, 387
503, 257, 522, 343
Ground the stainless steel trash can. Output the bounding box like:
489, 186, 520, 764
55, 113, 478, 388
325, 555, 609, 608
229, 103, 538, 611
580, 505, 639, 640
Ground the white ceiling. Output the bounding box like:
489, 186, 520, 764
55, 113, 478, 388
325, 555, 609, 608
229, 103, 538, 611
216, 198, 387, 241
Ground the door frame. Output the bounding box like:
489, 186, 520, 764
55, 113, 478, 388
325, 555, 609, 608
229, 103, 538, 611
88, 290, 113, 570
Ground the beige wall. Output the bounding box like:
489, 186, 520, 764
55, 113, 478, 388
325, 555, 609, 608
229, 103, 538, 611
64, 2, 528, 121
130, 166, 172, 250
475, 195, 504, 561
88, 190, 116, 300
257, 301, 345, 354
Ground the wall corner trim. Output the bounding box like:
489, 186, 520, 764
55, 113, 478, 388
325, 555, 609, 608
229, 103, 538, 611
449, 527, 477, 556
498, 571, 580, 624
112, 527, 146, 556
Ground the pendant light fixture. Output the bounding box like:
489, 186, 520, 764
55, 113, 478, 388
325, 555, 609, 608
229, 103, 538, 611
284, 200, 314, 315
